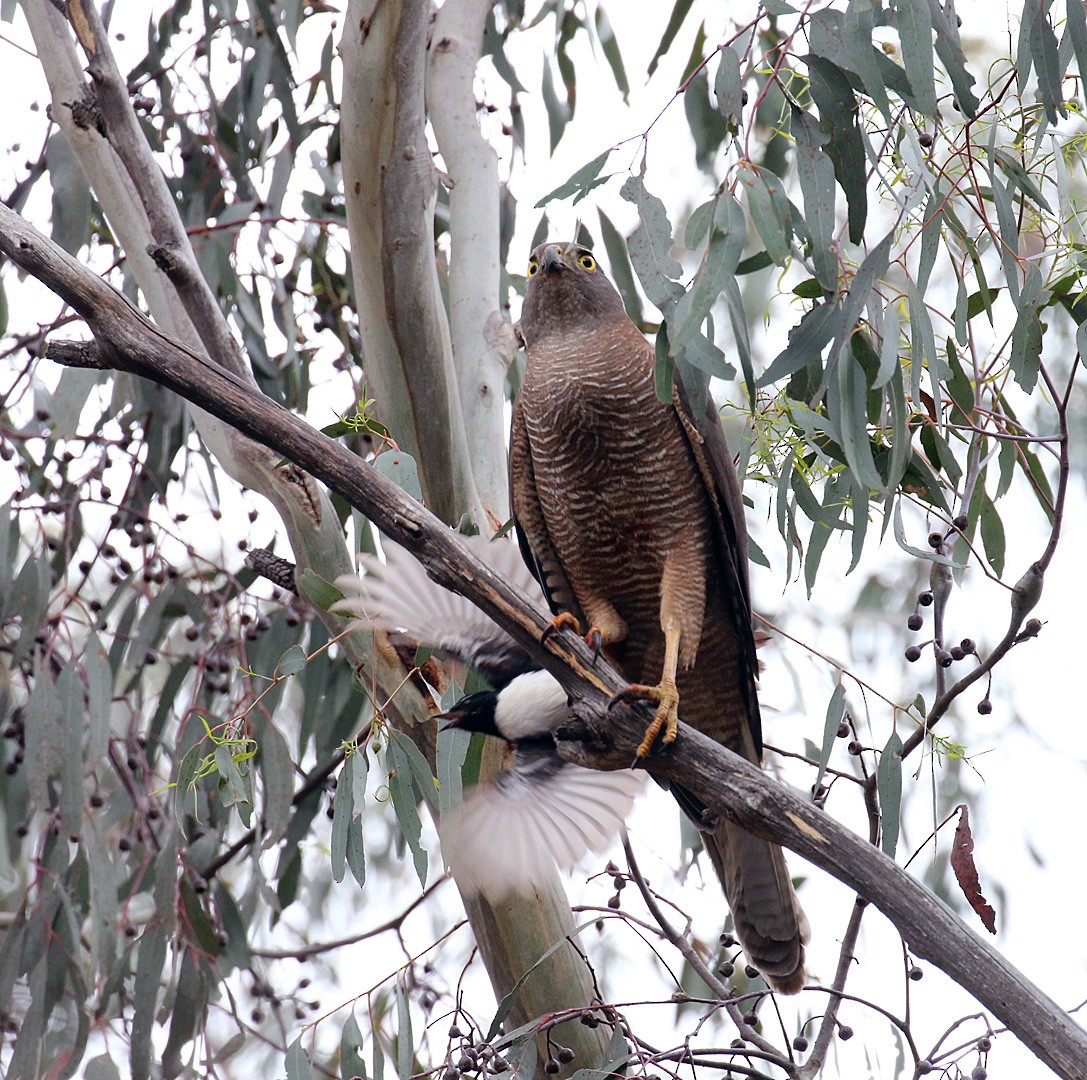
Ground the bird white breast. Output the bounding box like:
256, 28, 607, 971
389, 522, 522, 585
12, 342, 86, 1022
493, 669, 570, 740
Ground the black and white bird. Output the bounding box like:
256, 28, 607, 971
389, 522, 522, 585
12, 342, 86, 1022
332, 536, 643, 899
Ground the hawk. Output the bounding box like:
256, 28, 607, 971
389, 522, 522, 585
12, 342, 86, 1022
510, 240, 808, 993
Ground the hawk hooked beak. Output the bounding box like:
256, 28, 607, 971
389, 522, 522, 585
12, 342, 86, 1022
540, 245, 567, 273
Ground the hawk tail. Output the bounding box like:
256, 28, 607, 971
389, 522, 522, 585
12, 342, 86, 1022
705, 821, 809, 995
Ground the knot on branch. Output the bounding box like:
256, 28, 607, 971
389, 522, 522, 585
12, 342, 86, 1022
45, 340, 109, 370
62, 86, 106, 136
147, 243, 181, 273
245, 549, 298, 594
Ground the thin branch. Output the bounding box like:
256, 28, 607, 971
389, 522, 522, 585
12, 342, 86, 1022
622, 836, 794, 1071
251, 879, 447, 960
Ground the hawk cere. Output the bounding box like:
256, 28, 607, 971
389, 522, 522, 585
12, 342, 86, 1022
510, 241, 808, 993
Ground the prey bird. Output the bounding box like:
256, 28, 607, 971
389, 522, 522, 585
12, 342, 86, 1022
333, 536, 643, 899
509, 240, 808, 992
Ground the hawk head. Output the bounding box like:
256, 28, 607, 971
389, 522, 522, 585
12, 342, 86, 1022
519, 241, 627, 346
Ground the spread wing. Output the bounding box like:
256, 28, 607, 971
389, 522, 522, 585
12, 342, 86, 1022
333, 535, 548, 689
440, 748, 644, 899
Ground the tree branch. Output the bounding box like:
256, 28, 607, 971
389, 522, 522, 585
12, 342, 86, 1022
1, 202, 1084, 1079
428, 0, 518, 523
339, 0, 484, 526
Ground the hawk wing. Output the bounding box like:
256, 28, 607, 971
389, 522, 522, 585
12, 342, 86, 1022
509, 393, 584, 622
672, 370, 764, 753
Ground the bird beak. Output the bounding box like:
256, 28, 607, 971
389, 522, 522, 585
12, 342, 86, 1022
540, 245, 566, 273
436, 703, 467, 730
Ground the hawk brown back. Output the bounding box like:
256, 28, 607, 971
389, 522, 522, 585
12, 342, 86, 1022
510, 240, 808, 993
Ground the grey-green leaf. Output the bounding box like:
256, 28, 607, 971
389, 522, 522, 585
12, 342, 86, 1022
791, 107, 838, 291
877, 730, 903, 858
535, 150, 611, 208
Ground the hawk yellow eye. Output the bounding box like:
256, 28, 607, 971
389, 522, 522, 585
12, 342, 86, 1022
527, 259, 539, 278
577, 254, 597, 271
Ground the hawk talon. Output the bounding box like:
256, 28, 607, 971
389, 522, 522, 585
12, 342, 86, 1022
609, 680, 680, 758
585, 626, 603, 662
542, 613, 604, 660
541, 611, 581, 645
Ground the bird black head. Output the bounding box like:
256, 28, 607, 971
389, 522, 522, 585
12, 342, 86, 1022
437, 691, 501, 738
519, 241, 627, 347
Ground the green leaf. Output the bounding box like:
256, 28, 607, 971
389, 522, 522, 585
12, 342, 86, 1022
215, 743, 253, 825
131, 926, 167, 1080
83, 1055, 122, 1080
1066, 0, 1087, 111
173, 740, 204, 831
736, 250, 773, 275
684, 198, 715, 249
760, 301, 841, 386
684, 67, 730, 168
340, 1012, 368, 1080
647, 0, 696, 76
437, 726, 469, 817
814, 684, 846, 796
974, 486, 1007, 577
331, 757, 355, 883
260, 719, 294, 848
391, 730, 438, 812
738, 163, 792, 266
831, 229, 894, 372
286, 1036, 314, 1080
810, 6, 892, 121
275, 643, 308, 678
535, 150, 611, 208
791, 106, 838, 291
1028, 1, 1065, 124
877, 730, 903, 858
943, 339, 975, 423
993, 149, 1053, 213
1009, 267, 1045, 394
596, 209, 643, 324
929, 0, 980, 117
374, 450, 422, 502
57, 665, 84, 841
894, 0, 937, 116
46, 133, 93, 256
299, 567, 344, 610
806, 54, 867, 243
540, 59, 571, 153
714, 43, 744, 125
654, 322, 674, 404
396, 979, 414, 1080
621, 175, 684, 309
387, 737, 428, 886
671, 195, 745, 349
595, 7, 629, 101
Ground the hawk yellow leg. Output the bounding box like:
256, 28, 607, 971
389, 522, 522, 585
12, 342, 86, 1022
610, 623, 683, 758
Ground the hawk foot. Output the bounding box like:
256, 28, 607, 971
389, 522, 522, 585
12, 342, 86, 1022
541, 612, 603, 660
609, 679, 680, 758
